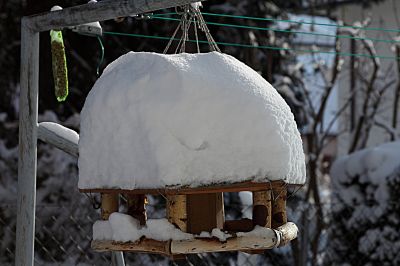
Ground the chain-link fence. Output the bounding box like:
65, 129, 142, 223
1, 139, 399, 265
2, 189, 395, 266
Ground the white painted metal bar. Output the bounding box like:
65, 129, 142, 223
112, 251, 125, 266
27, 0, 204, 32
37, 122, 79, 157
16, 18, 40, 266
17, 1, 205, 265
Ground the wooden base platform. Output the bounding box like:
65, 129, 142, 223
91, 222, 298, 257
80, 180, 301, 195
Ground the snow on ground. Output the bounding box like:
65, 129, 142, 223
331, 141, 400, 214
79, 52, 306, 189
329, 141, 400, 264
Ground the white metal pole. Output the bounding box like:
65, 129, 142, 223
112, 251, 125, 266
16, 18, 40, 266
16, 1, 204, 265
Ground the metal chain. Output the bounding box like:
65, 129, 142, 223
163, 20, 183, 54
193, 8, 221, 52
163, 3, 220, 54
193, 17, 200, 53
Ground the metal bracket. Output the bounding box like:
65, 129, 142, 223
71, 21, 103, 37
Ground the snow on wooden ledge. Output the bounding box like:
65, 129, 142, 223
78, 52, 306, 190
91, 222, 298, 256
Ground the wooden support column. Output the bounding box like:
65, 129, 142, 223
101, 193, 119, 220
252, 190, 272, 228
271, 186, 287, 229
167, 195, 188, 232
187, 193, 224, 234
126, 194, 147, 225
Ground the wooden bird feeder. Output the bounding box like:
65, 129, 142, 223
81, 180, 300, 257
75, 51, 306, 257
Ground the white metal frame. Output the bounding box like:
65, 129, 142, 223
16, 1, 201, 265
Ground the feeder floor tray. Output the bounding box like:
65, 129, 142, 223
91, 222, 298, 256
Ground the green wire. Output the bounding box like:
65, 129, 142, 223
103, 31, 400, 60
154, 11, 400, 34
150, 15, 400, 45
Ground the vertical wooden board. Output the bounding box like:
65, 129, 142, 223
271, 187, 287, 229
101, 193, 119, 220
187, 193, 224, 234
252, 190, 272, 228
167, 195, 188, 232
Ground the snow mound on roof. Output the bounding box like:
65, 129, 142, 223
78, 52, 306, 189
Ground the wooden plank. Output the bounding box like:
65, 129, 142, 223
171, 234, 278, 254
91, 222, 298, 255
252, 190, 272, 228
92, 239, 171, 256
15, 22, 39, 266
271, 187, 287, 229
27, 0, 206, 32
37, 122, 79, 158
79, 180, 301, 195
166, 195, 187, 232
187, 193, 224, 234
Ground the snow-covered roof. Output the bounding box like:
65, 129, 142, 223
78, 52, 306, 189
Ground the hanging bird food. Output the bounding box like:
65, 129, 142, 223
50, 29, 69, 102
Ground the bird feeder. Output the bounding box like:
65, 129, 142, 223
77, 51, 306, 257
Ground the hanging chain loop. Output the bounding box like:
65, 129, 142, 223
163, 3, 220, 54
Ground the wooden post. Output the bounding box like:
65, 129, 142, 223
247, 190, 272, 254
38, 122, 79, 157
28, 0, 205, 32
101, 193, 119, 220
167, 195, 188, 232
271, 186, 287, 229
126, 194, 147, 225
15, 19, 40, 266
252, 190, 272, 228
187, 193, 224, 234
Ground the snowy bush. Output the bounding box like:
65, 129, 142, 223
328, 141, 400, 265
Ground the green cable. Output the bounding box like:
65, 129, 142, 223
103, 31, 400, 60
154, 11, 400, 34
150, 15, 400, 45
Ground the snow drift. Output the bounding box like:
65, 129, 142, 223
78, 52, 306, 189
